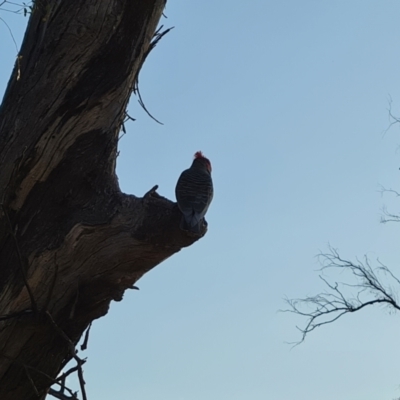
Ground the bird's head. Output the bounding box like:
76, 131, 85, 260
193, 151, 212, 173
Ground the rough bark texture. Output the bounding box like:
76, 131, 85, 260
0, 1, 204, 398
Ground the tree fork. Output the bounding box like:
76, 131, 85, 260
0, 1, 203, 398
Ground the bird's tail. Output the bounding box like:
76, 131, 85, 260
180, 214, 202, 234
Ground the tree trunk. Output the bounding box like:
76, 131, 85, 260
0, 1, 203, 398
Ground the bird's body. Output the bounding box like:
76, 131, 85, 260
175, 152, 213, 233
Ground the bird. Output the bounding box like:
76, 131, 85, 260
175, 151, 214, 233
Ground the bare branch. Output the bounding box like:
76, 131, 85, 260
132, 25, 174, 125
382, 96, 400, 136
0, 16, 18, 52
0, 352, 79, 400
0, 0, 32, 14
380, 205, 400, 224
284, 247, 400, 344
49, 387, 78, 400
45, 311, 88, 400
55, 366, 80, 384
136, 87, 164, 125
379, 185, 400, 198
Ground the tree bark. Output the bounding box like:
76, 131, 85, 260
0, 1, 203, 398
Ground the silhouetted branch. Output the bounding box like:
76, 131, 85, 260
120, 111, 136, 136
136, 87, 164, 125
378, 185, 400, 223
132, 25, 174, 125
49, 388, 78, 400
0, 0, 32, 14
379, 185, 400, 198
1, 349, 80, 399
49, 378, 79, 400
382, 96, 400, 136
55, 366, 80, 384
45, 312, 87, 400
49, 366, 82, 399
284, 246, 400, 345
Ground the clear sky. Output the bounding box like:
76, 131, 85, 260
2, 1, 400, 399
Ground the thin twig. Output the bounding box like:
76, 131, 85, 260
45, 311, 87, 400
132, 26, 174, 124
49, 387, 78, 400
123, 111, 136, 123
50, 375, 79, 399
0, 352, 79, 399
0, 16, 18, 50
77, 366, 86, 400
136, 87, 163, 125
55, 365, 80, 384
382, 96, 400, 136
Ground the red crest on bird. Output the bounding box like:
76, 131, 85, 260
194, 151, 212, 172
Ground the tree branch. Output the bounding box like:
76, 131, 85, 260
284, 246, 400, 345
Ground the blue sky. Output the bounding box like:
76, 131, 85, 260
3, 2, 400, 399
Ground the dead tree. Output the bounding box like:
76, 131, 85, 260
0, 1, 204, 399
